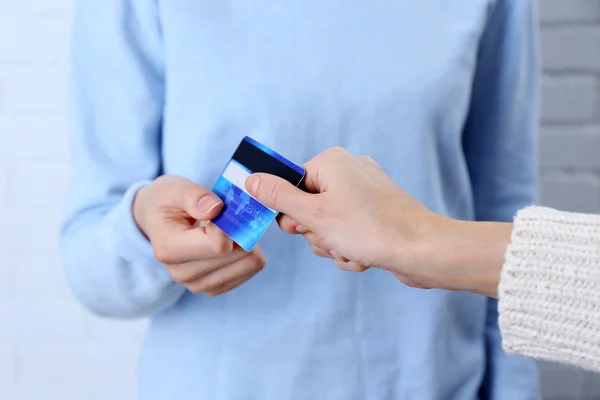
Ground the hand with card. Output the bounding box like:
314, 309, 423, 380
246, 147, 507, 298
132, 175, 266, 296
245, 147, 432, 281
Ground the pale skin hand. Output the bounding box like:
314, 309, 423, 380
246, 147, 512, 298
133, 175, 266, 296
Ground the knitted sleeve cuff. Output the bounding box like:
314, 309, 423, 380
499, 206, 600, 371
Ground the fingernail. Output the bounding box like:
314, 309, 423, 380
295, 225, 308, 233
248, 176, 260, 195
197, 195, 222, 213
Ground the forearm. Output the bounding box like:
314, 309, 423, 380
452, 0, 539, 293
407, 206, 600, 371
61, 182, 186, 318
414, 215, 511, 298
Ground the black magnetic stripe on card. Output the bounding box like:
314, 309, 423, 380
232, 139, 304, 186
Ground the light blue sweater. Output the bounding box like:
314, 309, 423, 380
62, 1, 541, 399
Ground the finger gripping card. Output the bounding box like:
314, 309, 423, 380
211, 136, 305, 252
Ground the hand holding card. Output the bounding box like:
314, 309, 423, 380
132, 175, 266, 296
245, 147, 414, 274
211, 136, 305, 252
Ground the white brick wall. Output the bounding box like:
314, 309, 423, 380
0, 0, 599, 399
539, 1, 600, 399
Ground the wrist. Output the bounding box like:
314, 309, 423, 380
391, 213, 510, 298
133, 184, 152, 239
379, 210, 447, 286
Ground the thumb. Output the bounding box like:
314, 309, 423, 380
168, 179, 224, 221
246, 173, 321, 225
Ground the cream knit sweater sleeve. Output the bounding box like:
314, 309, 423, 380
499, 206, 600, 371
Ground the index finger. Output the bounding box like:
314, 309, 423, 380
299, 146, 354, 194
299, 158, 320, 194
276, 213, 305, 234
153, 223, 234, 264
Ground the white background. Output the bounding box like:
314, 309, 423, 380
1, 0, 600, 399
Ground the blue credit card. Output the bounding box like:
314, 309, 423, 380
211, 136, 305, 252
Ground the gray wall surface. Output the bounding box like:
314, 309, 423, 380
0, 0, 598, 399
538, 0, 600, 399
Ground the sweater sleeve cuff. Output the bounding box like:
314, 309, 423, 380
104, 180, 158, 264
499, 206, 600, 371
